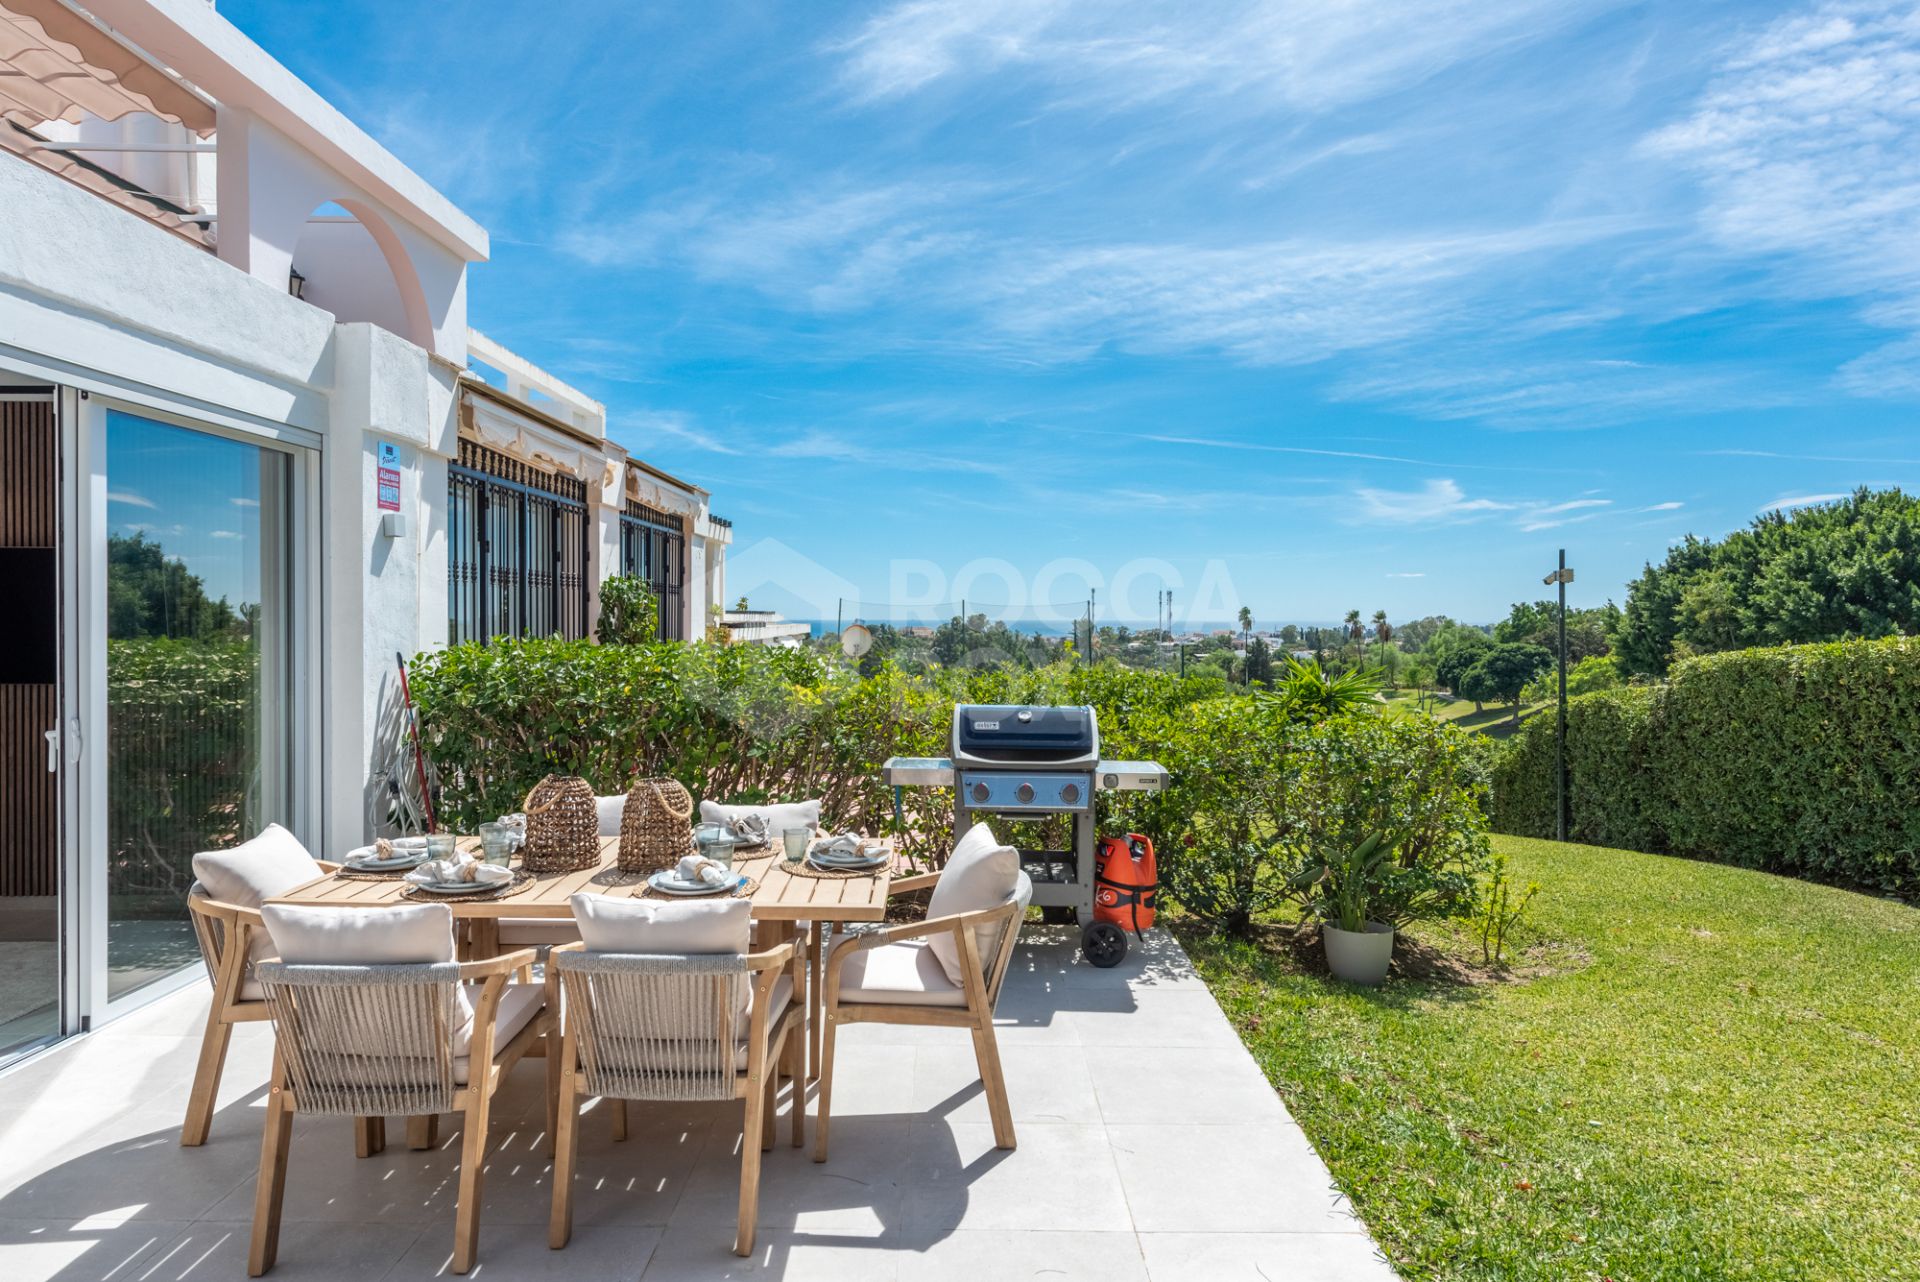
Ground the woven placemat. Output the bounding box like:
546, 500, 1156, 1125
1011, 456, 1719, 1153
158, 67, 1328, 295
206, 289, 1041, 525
332, 863, 433, 882
635, 874, 760, 901
400, 869, 539, 904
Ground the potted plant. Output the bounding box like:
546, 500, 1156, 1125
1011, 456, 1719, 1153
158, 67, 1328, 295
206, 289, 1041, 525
1292, 830, 1396, 984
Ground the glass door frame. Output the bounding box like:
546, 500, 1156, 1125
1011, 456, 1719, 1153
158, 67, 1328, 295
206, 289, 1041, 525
72, 390, 322, 1025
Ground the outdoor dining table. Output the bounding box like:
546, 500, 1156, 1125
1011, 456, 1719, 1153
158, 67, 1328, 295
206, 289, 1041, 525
266, 835, 894, 1079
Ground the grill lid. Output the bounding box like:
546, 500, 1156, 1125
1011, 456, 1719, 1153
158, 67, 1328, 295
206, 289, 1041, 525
951, 704, 1098, 765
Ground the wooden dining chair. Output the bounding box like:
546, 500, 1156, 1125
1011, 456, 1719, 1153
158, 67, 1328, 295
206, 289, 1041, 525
181, 825, 335, 1147
246, 903, 552, 1277
815, 832, 1031, 1162
546, 896, 805, 1257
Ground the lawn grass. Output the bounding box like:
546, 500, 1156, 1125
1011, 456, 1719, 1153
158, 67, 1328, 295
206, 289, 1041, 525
1177, 836, 1920, 1281
1381, 690, 1547, 739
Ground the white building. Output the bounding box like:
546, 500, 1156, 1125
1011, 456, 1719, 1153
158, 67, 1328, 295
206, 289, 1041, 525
0, 0, 729, 1062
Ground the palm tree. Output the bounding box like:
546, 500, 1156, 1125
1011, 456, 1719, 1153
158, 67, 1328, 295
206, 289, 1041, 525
1345, 608, 1365, 666
1372, 611, 1393, 684
1237, 606, 1253, 683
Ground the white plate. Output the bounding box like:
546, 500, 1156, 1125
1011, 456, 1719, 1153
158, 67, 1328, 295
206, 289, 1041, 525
646, 870, 743, 896
407, 878, 501, 895
808, 854, 887, 871
344, 845, 428, 869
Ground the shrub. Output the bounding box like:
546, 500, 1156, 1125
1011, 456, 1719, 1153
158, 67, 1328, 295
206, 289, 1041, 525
1147, 702, 1492, 934
595, 575, 658, 646
1490, 636, 1920, 894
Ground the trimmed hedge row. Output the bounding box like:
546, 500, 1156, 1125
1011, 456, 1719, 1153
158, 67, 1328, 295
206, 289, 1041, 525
404, 638, 1222, 863
1490, 636, 1920, 893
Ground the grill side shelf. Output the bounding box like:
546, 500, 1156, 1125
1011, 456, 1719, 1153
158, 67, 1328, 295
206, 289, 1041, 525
881, 756, 956, 788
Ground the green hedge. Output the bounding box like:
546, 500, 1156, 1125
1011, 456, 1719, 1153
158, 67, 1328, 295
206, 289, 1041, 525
405, 639, 1220, 863
1490, 636, 1920, 893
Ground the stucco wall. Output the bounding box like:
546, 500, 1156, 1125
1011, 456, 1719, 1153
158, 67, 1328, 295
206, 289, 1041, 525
0, 155, 334, 428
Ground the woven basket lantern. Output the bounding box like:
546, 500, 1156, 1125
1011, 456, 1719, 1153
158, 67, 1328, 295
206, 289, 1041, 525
618, 777, 696, 874
521, 774, 601, 873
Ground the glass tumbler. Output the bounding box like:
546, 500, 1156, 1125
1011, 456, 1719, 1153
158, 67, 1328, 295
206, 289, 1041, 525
782, 827, 810, 864
478, 821, 514, 866
426, 832, 457, 861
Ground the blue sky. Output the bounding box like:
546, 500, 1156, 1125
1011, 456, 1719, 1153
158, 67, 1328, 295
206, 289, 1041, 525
229, 0, 1920, 626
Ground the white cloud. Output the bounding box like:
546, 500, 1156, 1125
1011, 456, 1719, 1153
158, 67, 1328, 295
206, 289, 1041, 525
107, 490, 155, 509
1638, 501, 1684, 511
833, 0, 1619, 113
230, 497, 260, 508
1351, 478, 1512, 524
1645, 2, 1920, 397
1385, 571, 1426, 578
1764, 492, 1850, 511
209, 530, 242, 540
615, 411, 740, 456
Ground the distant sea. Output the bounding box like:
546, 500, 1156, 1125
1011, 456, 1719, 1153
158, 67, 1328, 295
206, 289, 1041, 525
793, 619, 1272, 639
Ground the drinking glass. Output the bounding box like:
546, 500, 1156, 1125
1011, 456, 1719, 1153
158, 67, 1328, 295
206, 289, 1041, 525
426, 832, 457, 861
782, 827, 810, 864
478, 821, 514, 867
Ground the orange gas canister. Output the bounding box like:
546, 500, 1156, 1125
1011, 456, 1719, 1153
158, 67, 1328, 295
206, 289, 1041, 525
1094, 834, 1158, 940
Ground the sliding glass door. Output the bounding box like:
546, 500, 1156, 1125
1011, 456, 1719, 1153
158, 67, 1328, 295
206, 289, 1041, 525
0, 390, 61, 1063
102, 410, 295, 1003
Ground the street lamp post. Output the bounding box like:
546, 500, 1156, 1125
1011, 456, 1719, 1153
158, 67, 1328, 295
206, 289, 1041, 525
1542, 551, 1575, 843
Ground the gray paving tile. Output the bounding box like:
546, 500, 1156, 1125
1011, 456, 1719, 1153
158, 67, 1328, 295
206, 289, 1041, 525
898, 1228, 1149, 1281
1088, 1045, 1287, 1126
1137, 1230, 1400, 1281
903, 1121, 1131, 1233
640, 1224, 899, 1280
1108, 1123, 1364, 1234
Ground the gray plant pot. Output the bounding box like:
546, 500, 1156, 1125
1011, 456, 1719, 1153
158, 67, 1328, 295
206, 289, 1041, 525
1323, 921, 1394, 985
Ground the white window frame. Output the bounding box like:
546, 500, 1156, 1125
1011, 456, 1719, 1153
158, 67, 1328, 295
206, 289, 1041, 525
72, 391, 322, 1026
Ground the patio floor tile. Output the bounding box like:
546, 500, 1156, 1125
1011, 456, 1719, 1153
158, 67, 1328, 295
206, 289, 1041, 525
1107, 1123, 1365, 1234
0, 927, 1393, 1281
902, 1121, 1133, 1233
1136, 1230, 1401, 1281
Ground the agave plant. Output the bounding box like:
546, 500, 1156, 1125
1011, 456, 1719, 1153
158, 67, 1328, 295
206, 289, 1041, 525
1289, 829, 1395, 932
1263, 655, 1383, 721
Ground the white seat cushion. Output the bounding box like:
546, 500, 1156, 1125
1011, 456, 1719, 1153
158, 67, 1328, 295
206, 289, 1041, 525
497, 918, 582, 947
261, 903, 456, 964
925, 822, 1021, 986
570, 894, 750, 954
832, 936, 966, 1007
453, 983, 546, 1084
191, 824, 323, 910
699, 798, 821, 840
595, 794, 627, 837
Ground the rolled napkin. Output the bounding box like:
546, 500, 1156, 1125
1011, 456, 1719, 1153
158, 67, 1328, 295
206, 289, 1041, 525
406, 852, 512, 887
674, 853, 733, 887
725, 814, 769, 845
812, 833, 887, 862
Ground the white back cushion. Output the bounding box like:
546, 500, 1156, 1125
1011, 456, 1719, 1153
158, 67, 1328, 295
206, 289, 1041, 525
260, 903, 456, 964
595, 794, 626, 837
570, 894, 751, 955
191, 824, 322, 909
698, 798, 821, 837
926, 822, 1021, 986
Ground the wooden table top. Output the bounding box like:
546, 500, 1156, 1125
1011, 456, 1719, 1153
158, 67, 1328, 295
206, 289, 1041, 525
268, 835, 893, 922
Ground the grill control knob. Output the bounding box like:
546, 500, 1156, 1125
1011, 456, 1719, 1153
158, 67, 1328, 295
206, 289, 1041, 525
971, 782, 990, 804
1103, 773, 1119, 789
1060, 782, 1081, 805
1016, 782, 1035, 804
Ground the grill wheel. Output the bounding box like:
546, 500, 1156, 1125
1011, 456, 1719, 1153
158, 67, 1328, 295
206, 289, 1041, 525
1081, 922, 1128, 968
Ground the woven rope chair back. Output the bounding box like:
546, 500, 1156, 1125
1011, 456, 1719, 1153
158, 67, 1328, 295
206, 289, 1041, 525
256, 961, 463, 1117
187, 883, 227, 986
555, 952, 750, 1102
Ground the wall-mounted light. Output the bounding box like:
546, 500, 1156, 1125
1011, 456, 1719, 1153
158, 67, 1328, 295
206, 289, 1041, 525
288, 268, 307, 300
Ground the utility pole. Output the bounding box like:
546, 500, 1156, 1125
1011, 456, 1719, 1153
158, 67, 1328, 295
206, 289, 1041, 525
1542, 551, 1575, 843
835, 598, 842, 638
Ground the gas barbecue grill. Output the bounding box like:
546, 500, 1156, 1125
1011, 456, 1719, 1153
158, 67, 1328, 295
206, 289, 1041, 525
883, 704, 1168, 966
